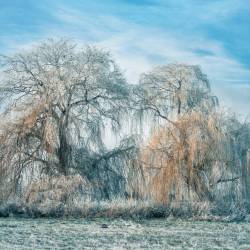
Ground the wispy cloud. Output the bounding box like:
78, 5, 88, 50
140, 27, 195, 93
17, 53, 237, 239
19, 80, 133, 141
0, 0, 249, 115
95, 25, 250, 114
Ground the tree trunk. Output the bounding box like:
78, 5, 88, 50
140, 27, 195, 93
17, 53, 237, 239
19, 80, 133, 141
177, 97, 181, 115
57, 113, 71, 175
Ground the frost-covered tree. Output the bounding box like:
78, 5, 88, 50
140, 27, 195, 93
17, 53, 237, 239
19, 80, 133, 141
0, 39, 131, 181
134, 64, 218, 124
135, 64, 250, 213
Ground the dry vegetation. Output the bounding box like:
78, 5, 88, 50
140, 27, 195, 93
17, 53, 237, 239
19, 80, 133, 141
140, 111, 246, 205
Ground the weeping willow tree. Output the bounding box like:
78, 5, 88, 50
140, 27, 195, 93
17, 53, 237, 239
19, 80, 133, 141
135, 64, 250, 212
140, 112, 246, 202
0, 39, 136, 200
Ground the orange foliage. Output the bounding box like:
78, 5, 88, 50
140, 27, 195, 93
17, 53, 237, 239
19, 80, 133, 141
140, 111, 225, 204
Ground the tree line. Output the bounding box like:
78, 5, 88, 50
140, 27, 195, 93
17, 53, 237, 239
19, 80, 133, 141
0, 39, 249, 211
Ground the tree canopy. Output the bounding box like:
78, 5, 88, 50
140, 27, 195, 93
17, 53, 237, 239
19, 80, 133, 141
133, 64, 218, 126
0, 39, 132, 196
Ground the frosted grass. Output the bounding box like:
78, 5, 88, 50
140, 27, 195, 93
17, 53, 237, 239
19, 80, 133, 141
0, 218, 249, 249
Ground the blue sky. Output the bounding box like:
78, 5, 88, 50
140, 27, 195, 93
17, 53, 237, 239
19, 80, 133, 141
0, 0, 249, 115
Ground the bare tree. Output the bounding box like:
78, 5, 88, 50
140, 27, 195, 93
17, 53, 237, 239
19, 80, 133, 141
0, 39, 131, 181
133, 64, 218, 125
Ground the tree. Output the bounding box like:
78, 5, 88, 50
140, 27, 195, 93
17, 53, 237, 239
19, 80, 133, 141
135, 64, 249, 207
133, 64, 218, 124
0, 39, 131, 180
139, 110, 240, 204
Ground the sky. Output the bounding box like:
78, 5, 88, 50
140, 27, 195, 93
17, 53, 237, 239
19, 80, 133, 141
0, 0, 249, 116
